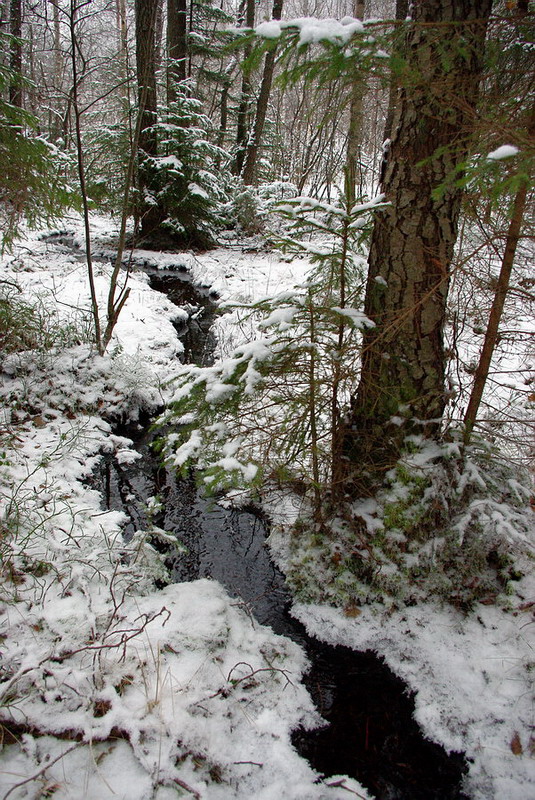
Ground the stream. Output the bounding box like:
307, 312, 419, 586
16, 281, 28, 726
93, 262, 469, 800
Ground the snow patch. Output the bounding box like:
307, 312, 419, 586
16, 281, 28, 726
486, 145, 519, 160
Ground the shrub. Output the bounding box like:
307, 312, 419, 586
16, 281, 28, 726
0, 283, 89, 358
0, 35, 78, 250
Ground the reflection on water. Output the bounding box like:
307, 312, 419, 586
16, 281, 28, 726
92, 425, 468, 800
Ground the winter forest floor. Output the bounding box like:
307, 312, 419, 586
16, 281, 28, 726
0, 214, 534, 800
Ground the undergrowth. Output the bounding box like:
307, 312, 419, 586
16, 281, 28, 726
161, 191, 383, 495
282, 435, 534, 611
0, 281, 90, 357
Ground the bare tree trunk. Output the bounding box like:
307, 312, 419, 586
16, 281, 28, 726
463, 108, 534, 443
167, 0, 187, 104
154, 0, 164, 73
382, 0, 408, 143
216, 77, 230, 158
50, 0, 64, 139
136, 0, 158, 156
306, 288, 322, 518
9, 0, 22, 107
116, 0, 129, 106
342, 0, 493, 484
241, 0, 283, 186
232, 0, 255, 176
344, 0, 365, 207
68, 0, 102, 352
102, 111, 151, 351
26, 16, 38, 120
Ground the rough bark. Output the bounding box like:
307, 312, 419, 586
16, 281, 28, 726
241, 0, 283, 186
154, 0, 164, 73
342, 0, 494, 481
382, 0, 408, 143
136, 0, 158, 156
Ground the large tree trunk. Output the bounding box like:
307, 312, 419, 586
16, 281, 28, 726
136, 0, 158, 155
241, 0, 283, 186
342, 0, 493, 483
135, 0, 162, 237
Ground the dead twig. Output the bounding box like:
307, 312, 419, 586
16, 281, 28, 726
1, 742, 79, 800
326, 777, 370, 798
226, 662, 294, 689
172, 775, 202, 799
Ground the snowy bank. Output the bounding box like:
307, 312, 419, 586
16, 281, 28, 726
0, 217, 371, 800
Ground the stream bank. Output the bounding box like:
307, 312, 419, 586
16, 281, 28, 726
92, 263, 470, 800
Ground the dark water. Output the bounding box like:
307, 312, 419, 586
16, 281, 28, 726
92, 268, 469, 800
143, 268, 218, 366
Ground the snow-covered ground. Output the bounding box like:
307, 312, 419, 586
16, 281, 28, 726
0, 214, 533, 799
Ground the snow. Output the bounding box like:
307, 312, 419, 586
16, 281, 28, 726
172, 428, 204, 467
331, 306, 375, 329
486, 145, 520, 160
155, 155, 183, 171
1, 213, 534, 800
258, 305, 300, 329
255, 20, 282, 39
188, 181, 210, 199
254, 17, 366, 46
291, 600, 535, 800
0, 216, 369, 800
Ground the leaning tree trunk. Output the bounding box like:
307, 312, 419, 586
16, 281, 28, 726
341, 0, 494, 485
344, 0, 365, 207
463, 104, 534, 444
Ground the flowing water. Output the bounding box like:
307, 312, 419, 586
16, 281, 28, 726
92, 263, 469, 800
